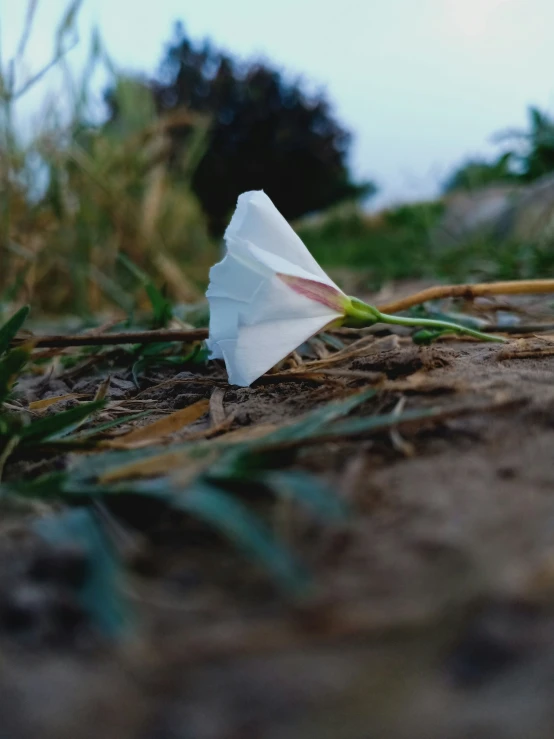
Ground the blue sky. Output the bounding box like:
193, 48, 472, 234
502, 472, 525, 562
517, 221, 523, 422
3, 0, 554, 207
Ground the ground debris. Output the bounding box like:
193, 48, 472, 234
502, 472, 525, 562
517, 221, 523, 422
4, 292, 554, 738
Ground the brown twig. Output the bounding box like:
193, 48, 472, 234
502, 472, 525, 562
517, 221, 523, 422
376, 279, 554, 314
10, 280, 554, 351
12, 328, 208, 349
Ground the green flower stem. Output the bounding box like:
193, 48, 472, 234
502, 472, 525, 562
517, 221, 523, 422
377, 311, 507, 343
344, 297, 382, 325
344, 297, 507, 343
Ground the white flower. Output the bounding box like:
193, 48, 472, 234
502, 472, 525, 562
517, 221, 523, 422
206, 191, 348, 386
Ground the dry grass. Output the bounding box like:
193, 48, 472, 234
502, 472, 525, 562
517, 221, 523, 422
1, 2, 216, 316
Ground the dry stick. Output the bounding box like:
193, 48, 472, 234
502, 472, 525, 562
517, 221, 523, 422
12, 328, 209, 349
376, 279, 554, 315
11, 280, 554, 351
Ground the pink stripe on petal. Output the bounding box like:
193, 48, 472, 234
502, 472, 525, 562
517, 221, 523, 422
277, 273, 347, 313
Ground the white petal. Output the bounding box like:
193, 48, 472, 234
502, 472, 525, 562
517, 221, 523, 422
206, 245, 267, 360
225, 191, 340, 287
206, 190, 347, 386
205, 297, 238, 358
206, 340, 224, 360
242, 242, 339, 287
223, 314, 336, 387
206, 241, 342, 360
207, 243, 269, 301
209, 273, 342, 386
246, 268, 340, 324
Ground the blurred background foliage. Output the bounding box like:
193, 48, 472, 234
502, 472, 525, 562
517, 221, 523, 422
0, 2, 215, 316
1, 0, 554, 319
444, 106, 554, 193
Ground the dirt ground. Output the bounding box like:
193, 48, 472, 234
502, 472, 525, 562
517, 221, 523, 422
2, 290, 554, 738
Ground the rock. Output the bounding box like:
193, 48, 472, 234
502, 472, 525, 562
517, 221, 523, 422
432, 172, 554, 248
431, 186, 521, 249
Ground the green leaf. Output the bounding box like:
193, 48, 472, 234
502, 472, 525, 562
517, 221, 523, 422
66, 410, 153, 440
173, 302, 210, 328
0, 413, 22, 439
1, 471, 68, 499
322, 406, 440, 439
173, 482, 309, 596
319, 332, 346, 351
21, 400, 105, 443
411, 329, 450, 345
66, 446, 169, 482
261, 388, 376, 444
118, 253, 173, 327
251, 405, 445, 449
1, 266, 31, 305
207, 447, 277, 481
131, 358, 147, 388
0, 344, 33, 402
190, 344, 210, 364
264, 470, 349, 522
408, 306, 486, 330
4, 455, 310, 597
145, 284, 173, 328
207, 452, 349, 522
141, 341, 175, 356
34, 507, 130, 639
132, 342, 208, 385
0, 305, 30, 356
15, 467, 309, 596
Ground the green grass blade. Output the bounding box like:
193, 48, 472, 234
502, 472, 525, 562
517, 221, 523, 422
34, 507, 130, 639
21, 400, 106, 443
265, 470, 349, 522
67, 410, 153, 440
0, 305, 30, 356
1, 471, 68, 499
174, 482, 309, 596
20, 469, 310, 596
0, 344, 33, 402
261, 388, 376, 444
319, 332, 346, 351
318, 406, 441, 439
254, 406, 447, 449
118, 253, 173, 327
145, 284, 173, 327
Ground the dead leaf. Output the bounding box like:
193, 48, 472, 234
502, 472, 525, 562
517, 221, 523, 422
214, 421, 280, 444
99, 448, 209, 483
102, 398, 209, 448
275, 334, 400, 375
94, 375, 111, 401
29, 393, 86, 411
183, 410, 238, 441
307, 337, 329, 359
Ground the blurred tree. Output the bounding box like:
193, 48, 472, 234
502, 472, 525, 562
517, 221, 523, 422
139, 23, 374, 235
